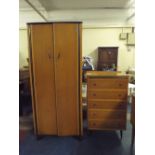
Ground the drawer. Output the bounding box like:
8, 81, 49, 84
88, 99, 126, 109
88, 109, 126, 120
88, 119, 126, 130
88, 90, 127, 100
88, 78, 128, 89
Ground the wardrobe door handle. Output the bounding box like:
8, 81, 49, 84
57, 53, 60, 60
48, 52, 52, 59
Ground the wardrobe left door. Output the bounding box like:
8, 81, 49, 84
29, 24, 57, 135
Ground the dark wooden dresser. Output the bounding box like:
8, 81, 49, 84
97, 47, 118, 71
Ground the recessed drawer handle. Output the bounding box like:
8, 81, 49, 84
93, 103, 96, 106
93, 113, 96, 116
118, 94, 122, 97
93, 83, 96, 86
93, 123, 96, 126
93, 93, 96, 96
119, 83, 122, 86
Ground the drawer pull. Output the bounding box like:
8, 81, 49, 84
93, 83, 96, 86
119, 83, 122, 87
118, 94, 122, 97
93, 123, 96, 126
93, 103, 96, 106
93, 113, 96, 116
93, 93, 96, 96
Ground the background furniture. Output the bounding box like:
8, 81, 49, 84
19, 68, 31, 116
97, 47, 118, 71
28, 22, 82, 136
131, 95, 135, 146
86, 71, 128, 133
126, 68, 135, 84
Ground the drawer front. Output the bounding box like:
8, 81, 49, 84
88, 78, 128, 89
88, 90, 127, 100
88, 100, 126, 109
88, 109, 126, 120
88, 119, 126, 130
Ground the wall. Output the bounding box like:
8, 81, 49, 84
19, 27, 134, 71
19, 29, 28, 68
82, 27, 135, 71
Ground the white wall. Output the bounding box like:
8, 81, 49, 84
19, 9, 134, 28
19, 8, 134, 71
47, 9, 134, 27
82, 27, 135, 71
19, 10, 48, 28
19, 29, 28, 68
19, 27, 135, 71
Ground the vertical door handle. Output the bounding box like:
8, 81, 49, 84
57, 53, 60, 60
48, 51, 52, 59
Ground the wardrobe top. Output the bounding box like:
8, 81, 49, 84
27, 21, 82, 25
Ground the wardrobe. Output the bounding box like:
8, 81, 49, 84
27, 22, 82, 136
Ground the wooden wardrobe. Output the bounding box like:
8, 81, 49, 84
27, 22, 82, 136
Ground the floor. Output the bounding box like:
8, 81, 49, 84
20, 118, 134, 155
19, 85, 134, 155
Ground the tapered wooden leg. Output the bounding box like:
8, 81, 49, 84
120, 130, 123, 139
73, 135, 83, 141
87, 130, 92, 136
131, 125, 135, 146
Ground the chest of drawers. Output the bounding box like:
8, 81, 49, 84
87, 71, 128, 131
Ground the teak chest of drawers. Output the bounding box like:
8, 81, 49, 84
86, 71, 128, 131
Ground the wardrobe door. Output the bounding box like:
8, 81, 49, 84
29, 24, 57, 135
53, 23, 80, 136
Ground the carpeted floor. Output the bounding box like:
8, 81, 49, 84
19, 120, 134, 155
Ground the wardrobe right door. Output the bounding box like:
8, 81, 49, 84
53, 23, 81, 136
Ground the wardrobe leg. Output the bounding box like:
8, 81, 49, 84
36, 135, 43, 140
73, 136, 83, 141
87, 130, 92, 136
120, 130, 123, 139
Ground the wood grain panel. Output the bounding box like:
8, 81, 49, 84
88, 78, 128, 89
88, 119, 126, 130
28, 26, 37, 134
88, 89, 128, 100
88, 99, 126, 109
79, 23, 83, 136
53, 23, 80, 136
88, 109, 126, 120
30, 24, 57, 135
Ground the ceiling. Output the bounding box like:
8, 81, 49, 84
20, 0, 134, 11
19, 0, 135, 26
38, 0, 134, 11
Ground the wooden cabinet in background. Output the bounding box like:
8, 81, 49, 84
86, 71, 128, 131
97, 47, 118, 71
28, 22, 83, 136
